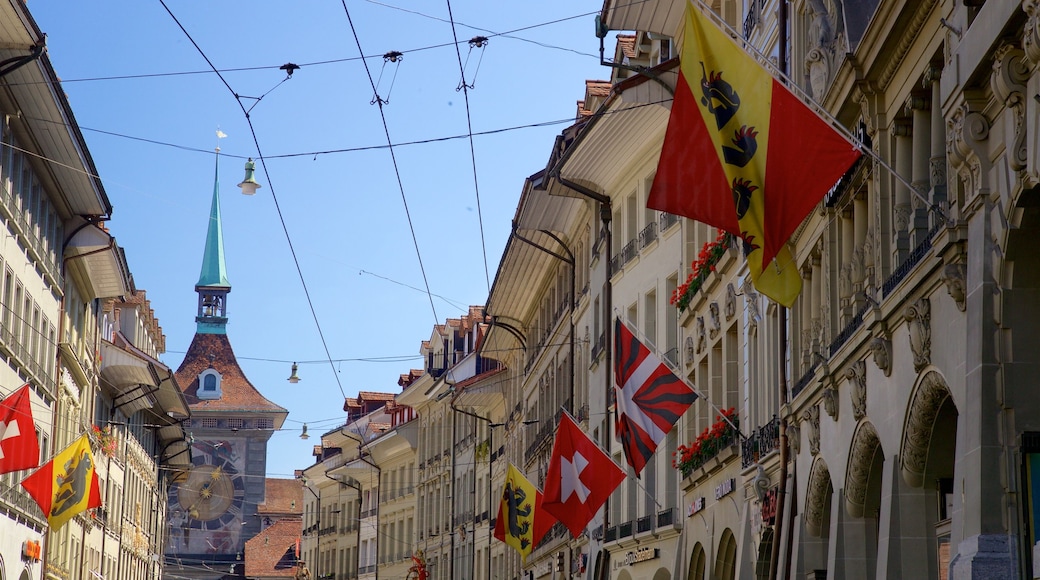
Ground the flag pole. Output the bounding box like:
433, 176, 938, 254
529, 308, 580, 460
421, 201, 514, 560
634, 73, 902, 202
688, 0, 950, 226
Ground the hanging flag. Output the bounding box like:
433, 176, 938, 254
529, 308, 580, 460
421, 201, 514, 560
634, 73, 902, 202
0, 384, 40, 475
493, 463, 556, 561
22, 434, 102, 530
542, 412, 625, 537
647, 2, 862, 307
614, 318, 697, 474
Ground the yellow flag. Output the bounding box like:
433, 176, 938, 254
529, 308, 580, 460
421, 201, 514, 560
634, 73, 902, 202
493, 463, 554, 561
22, 434, 102, 529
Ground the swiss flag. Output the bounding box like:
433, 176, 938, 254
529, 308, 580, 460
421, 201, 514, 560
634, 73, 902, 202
0, 384, 40, 475
542, 412, 625, 537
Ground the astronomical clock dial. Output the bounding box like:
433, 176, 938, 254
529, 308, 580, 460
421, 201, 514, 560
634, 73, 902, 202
177, 452, 245, 530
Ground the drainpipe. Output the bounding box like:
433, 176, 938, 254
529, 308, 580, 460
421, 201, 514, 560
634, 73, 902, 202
510, 225, 576, 414
450, 396, 493, 580
346, 432, 381, 580
768, 307, 790, 580
326, 469, 363, 579
551, 174, 613, 579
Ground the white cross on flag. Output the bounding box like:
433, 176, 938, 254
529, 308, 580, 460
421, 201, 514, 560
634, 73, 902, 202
542, 412, 625, 538
0, 384, 39, 475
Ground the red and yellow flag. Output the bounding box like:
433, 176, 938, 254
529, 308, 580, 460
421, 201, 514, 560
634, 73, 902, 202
493, 463, 556, 561
22, 434, 102, 529
648, 2, 862, 306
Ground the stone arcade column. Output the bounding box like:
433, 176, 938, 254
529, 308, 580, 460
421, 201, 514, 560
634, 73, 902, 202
875, 458, 938, 579
892, 123, 913, 265
826, 489, 876, 580
906, 94, 932, 248
946, 101, 1016, 578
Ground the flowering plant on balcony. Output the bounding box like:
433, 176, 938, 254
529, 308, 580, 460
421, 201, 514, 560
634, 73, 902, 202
672, 407, 738, 477
670, 231, 733, 312
92, 424, 118, 458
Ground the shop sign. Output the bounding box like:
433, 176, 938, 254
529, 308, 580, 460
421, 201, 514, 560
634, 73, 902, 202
687, 497, 705, 517
761, 487, 779, 525
22, 539, 41, 562
715, 477, 735, 500
613, 547, 659, 569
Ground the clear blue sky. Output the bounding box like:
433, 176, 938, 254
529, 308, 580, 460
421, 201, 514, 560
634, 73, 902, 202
31, 1, 608, 478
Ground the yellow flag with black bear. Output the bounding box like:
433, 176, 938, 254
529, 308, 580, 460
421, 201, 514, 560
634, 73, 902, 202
493, 463, 556, 561
22, 434, 102, 529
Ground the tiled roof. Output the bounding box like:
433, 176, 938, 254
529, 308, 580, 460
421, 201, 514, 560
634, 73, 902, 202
586, 80, 612, 99
175, 333, 288, 414
358, 391, 395, 402
257, 478, 304, 516
616, 34, 637, 58
244, 518, 302, 578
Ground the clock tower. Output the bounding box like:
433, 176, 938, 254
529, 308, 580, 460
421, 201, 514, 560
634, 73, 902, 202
165, 157, 288, 578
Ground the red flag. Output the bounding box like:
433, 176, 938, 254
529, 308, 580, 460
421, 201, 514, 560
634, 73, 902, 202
648, 3, 861, 306
0, 384, 40, 475
493, 463, 556, 560
22, 434, 102, 529
614, 318, 697, 474
542, 413, 625, 537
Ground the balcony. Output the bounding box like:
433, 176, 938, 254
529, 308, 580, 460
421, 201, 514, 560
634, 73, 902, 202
590, 332, 606, 363
657, 507, 678, 528
360, 508, 377, 519
638, 221, 657, 249
618, 521, 633, 539
636, 515, 652, 534
659, 211, 681, 232
882, 222, 943, 297
609, 239, 638, 272
604, 526, 617, 542
741, 416, 781, 468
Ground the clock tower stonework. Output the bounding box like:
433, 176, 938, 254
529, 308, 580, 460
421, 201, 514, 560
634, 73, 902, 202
165, 158, 288, 578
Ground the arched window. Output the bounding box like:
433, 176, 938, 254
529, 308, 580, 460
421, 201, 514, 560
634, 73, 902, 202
197, 369, 222, 400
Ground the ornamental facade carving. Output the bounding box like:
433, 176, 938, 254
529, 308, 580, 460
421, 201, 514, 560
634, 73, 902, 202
869, 336, 892, 377
804, 458, 832, 537
844, 421, 880, 518
803, 405, 821, 456
901, 371, 951, 487
990, 43, 1029, 174
696, 316, 706, 355
847, 360, 867, 421
941, 262, 966, 312
709, 302, 721, 339
904, 297, 931, 372
725, 283, 736, 320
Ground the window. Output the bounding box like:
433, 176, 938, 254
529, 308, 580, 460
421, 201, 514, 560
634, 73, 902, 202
197, 369, 222, 400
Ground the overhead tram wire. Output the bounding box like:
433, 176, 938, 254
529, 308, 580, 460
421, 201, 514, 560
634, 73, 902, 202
157, 0, 349, 401
445, 0, 490, 292
338, 0, 440, 326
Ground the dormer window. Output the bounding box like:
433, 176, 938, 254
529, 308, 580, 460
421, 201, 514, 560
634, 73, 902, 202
198, 369, 223, 400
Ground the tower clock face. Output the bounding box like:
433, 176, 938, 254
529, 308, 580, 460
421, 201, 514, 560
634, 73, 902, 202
177, 450, 245, 530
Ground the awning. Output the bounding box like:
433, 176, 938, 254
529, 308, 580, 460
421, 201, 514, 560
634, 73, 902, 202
600, 0, 686, 38
64, 223, 130, 300
100, 337, 187, 419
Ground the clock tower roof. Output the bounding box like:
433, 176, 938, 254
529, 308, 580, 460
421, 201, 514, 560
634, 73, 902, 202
175, 332, 287, 427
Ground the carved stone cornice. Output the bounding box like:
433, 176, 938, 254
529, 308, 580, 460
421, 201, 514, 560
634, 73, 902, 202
904, 298, 931, 372
805, 458, 832, 538
844, 421, 881, 518
847, 360, 867, 421
877, 0, 939, 90
900, 371, 951, 487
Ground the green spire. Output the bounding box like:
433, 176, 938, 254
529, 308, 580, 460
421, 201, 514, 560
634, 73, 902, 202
197, 157, 231, 289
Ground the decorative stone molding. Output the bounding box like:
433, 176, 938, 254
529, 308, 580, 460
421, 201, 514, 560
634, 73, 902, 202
844, 421, 881, 518
941, 262, 967, 312
904, 298, 931, 372
869, 336, 892, 377
803, 405, 821, 456
901, 370, 951, 487
805, 0, 842, 102
877, 0, 938, 88
847, 361, 867, 421
696, 317, 706, 355
947, 104, 991, 199
684, 336, 696, 365
822, 384, 839, 421
851, 83, 877, 137
743, 281, 761, 336
709, 303, 721, 339
990, 43, 1030, 173
805, 458, 832, 538
724, 283, 736, 320
1024, 0, 1040, 68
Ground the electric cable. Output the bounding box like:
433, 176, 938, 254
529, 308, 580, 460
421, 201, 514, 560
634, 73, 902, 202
338, 0, 440, 326
444, 0, 491, 293
157, 0, 350, 401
